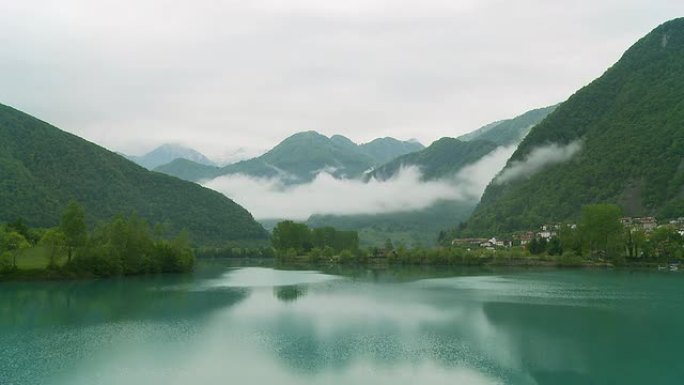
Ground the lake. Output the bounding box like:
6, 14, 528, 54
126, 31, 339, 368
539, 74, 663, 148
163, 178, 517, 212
1, 263, 683, 384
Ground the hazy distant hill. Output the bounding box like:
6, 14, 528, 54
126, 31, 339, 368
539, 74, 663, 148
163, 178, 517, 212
359, 137, 425, 165
306, 200, 478, 247
463, 18, 684, 235
367, 138, 498, 182
458, 105, 558, 146
155, 131, 424, 183
126, 143, 215, 170
316, 105, 558, 246
154, 158, 221, 182
0, 103, 268, 245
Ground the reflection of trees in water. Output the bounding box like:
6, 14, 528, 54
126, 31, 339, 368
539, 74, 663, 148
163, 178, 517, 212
0, 276, 250, 328
273, 285, 307, 303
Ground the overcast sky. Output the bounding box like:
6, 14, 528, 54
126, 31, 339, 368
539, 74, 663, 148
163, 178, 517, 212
0, 0, 681, 160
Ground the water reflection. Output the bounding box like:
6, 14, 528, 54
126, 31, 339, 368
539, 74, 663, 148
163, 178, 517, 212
274, 285, 308, 303
2, 266, 684, 385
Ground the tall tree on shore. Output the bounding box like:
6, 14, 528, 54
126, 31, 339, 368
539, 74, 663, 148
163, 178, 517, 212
579, 204, 623, 258
4, 231, 30, 269
40, 229, 67, 268
60, 201, 87, 262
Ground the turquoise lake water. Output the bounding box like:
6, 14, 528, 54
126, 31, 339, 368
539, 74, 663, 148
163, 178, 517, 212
1, 264, 683, 384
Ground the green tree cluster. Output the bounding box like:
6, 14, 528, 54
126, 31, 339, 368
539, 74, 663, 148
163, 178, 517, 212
272, 221, 359, 259
71, 209, 195, 277
1, 201, 195, 277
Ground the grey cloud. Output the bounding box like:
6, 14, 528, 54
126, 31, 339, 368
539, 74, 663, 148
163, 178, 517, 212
0, 1, 681, 158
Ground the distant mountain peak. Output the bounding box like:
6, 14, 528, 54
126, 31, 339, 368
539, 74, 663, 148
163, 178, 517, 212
125, 143, 215, 170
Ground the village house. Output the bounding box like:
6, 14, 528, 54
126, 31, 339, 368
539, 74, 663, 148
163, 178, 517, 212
621, 217, 658, 232
513, 231, 535, 245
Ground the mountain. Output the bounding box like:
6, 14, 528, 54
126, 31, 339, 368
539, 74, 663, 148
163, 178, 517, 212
0, 103, 268, 245
367, 138, 498, 181
306, 200, 477, 247
153, 158, 221, 182
218, 131, 373, 183
127, 144, 215, 170
458, 105, 558, 146
317, 104, 563, 246
462, 18, 684, 235
359, 137, 425, 165
155, 131, 424, 183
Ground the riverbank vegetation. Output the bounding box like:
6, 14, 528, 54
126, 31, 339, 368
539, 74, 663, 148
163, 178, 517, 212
0, 201, 195, 280
271, 205, 684, 268
502, 204, 684, 264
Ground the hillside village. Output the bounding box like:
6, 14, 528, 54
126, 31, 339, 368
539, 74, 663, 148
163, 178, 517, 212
452, 216, 683, 250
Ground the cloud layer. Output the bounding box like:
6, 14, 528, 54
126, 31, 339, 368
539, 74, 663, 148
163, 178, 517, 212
204, 145, 515, 219
0, 1, 680, 157
494, 141, 582, 184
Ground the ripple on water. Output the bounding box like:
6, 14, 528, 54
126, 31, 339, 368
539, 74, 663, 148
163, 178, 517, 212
410, 272, 656, 309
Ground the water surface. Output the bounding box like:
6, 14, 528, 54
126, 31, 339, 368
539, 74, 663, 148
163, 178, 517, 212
1, 264, 683, 384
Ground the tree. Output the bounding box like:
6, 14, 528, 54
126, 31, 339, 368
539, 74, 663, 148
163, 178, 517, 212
579, 204, 624, 258
40, 229, 66, 268
528, 237, 547, 255
547, 237, 563, 256
559, 224, 582, 256
4, 231, 30, 269
384, 238, 394, 252
648, 227, 682, 259
60, 201, 87, 262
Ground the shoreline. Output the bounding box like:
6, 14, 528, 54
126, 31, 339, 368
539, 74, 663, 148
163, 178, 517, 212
4, 256, 680, 283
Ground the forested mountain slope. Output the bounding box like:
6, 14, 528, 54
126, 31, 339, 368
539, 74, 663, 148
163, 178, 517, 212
0, 103, 268, 245
463, 18, 684, 235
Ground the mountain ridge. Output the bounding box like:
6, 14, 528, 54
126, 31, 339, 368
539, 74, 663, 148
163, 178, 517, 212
155, 131, 424, 183
462, 17, 684, 236
126, 143, 216, 170
0, 103, 268, 245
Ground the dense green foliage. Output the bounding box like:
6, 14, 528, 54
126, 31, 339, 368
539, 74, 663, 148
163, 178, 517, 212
0, 103, 268, 245
367, 138, 498, 181
522, 204, 684, 262
464, 18, 684, 235
457, 105, 558, 146
125, 143, 216, 170
272, 221, 359, 258
73, 214, 195, 276
284, 204, 684, 266
0, 226, 31, 271
1, 202, 196, 277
